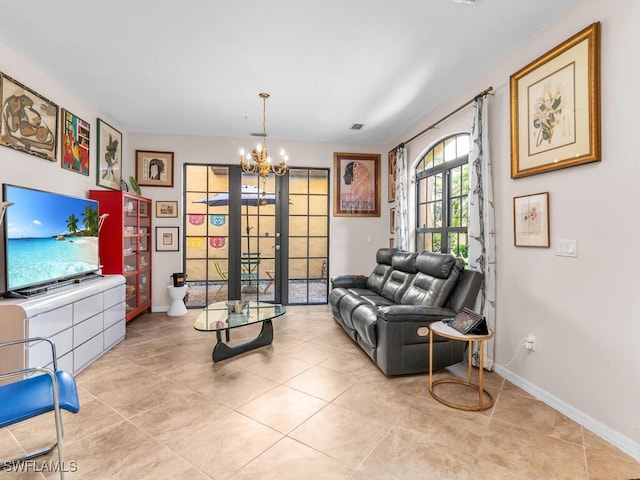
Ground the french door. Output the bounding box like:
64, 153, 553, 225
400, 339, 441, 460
183, 164, 329, 307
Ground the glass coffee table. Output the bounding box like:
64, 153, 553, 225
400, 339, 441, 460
194, 301, 286, 362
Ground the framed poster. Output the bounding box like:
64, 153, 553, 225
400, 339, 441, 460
156, 226, 179, 252
390, 207, 395, 234
333, 152, 380, 217
61, 109, 90, 175
388, 149, 397, 202
156, 200, 178, 218
136, 150, 174, 187
510, 22, 601, 178
513, 192, 550, 247
96, 119, 122, 190
0, 72, 58, 161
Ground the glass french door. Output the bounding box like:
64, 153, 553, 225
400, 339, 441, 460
183, 164, 329, 307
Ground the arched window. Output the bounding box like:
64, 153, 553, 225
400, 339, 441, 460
415, 133, 470, 262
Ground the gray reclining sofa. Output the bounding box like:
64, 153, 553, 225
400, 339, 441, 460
329, 248, 483, 375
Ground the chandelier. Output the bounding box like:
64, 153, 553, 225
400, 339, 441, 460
239, 92, 289, 187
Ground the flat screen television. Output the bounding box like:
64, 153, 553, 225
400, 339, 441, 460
1, 184, 100, 296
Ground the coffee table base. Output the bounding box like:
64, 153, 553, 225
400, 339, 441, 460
212, 319, 274, 361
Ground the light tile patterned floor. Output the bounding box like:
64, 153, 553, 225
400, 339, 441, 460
2, 305, 640, 479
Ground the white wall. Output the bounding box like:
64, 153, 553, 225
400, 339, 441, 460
390, 0, 640, 459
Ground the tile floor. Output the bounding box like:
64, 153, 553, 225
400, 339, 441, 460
2, 305, 640, 479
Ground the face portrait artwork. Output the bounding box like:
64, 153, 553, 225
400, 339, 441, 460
341, 160, 375, 211
145, 158, 165, 181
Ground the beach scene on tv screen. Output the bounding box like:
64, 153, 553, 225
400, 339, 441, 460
5, 185, 100, 290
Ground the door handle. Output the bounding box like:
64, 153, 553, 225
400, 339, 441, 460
274, 245, 280, 250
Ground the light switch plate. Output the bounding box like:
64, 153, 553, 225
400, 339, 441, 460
556, 239, 577, 257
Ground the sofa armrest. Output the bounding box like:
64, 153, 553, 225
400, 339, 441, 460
331, 274, 368, 289
377, 304, 456, 323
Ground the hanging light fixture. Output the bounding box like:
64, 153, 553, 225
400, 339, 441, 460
239, 92, 289, 189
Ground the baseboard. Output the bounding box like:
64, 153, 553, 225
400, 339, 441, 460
151, 306, 169, 313
493, 365, 640, 462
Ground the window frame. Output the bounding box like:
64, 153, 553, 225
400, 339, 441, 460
415, 133, 470, 259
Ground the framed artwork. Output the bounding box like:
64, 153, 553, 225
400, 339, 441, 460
389, 238, 395, 248
61, 109, 90, 175
510, 22, 601, 179
390, 207, 395, 234
333, 152, 380, 217
96, 119, 122, 190
136, 150, 174, 187
0, 72, 58, 161
388, 149, 397, 202
156, 226, 179, 252
156, 200, 178, 218
513, 192, 550, 247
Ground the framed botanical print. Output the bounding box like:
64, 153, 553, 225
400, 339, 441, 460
510, 22, 601, 178
96, 119, 122, 190
61, 109, 90, 175
333, 152, 380, 217
0, 72, 58, 161
513, 192, 550, 247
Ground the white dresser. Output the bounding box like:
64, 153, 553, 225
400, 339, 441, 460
0, 275, 126, 376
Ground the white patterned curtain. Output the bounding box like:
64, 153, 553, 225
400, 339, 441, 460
468, 95, 496, 369
394, 146, 409, 251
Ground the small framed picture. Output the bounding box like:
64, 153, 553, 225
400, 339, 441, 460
136, 150, 174, 187
390, 207, 395, 234
513, 192, 550, 247
333, 152, 381, 217
61, 109, 90, 175
156, 200, 178, 218
156, 226, 179, 252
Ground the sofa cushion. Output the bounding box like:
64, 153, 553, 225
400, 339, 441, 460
352, 304, 378, 349
338, 294, 370, 330
401, 255, 464, 307
414, 251, 457, 279
364, 248, 398, 294
380, 252, 417, 303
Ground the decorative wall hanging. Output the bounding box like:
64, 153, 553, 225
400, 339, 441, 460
61, 109, 90, 175
333, 152, 380, 217
136, 150, 174, 187
156, 226, 179, 251
388, 149, 397, 203
156, 200, 178, 218
0, 73, 58, 161
96, 119, 122, 190
510, 22, 601, 178
513, 192, 550, 247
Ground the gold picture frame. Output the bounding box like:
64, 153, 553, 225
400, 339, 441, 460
513, 192, 550, 248
156, 200, 178, 218
136, 150, 174, 187
510, 22, 601, 179
388, 149, 397, 202
333, 152, 380, 217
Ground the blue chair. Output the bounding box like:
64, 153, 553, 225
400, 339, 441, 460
0, 337, 80, 478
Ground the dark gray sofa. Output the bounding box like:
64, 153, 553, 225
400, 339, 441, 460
329, 248, 483, 375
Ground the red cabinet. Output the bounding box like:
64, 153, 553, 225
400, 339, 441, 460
89, 190, 152, 321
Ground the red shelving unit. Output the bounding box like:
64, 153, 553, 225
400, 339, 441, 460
89, 190, 152, 321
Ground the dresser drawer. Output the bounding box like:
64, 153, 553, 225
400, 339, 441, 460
74, 333, 103, 373
104, 319, 125, 349
74, 294, 104, 324
104, 284, 126, 310
74, 313, 103, 347
104, 302, 126, 329
28, 305, 73, 338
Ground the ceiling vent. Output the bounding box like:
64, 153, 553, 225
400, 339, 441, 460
450, 0, 477, 4
250, 132, 266, 137
350, 123, 364, 130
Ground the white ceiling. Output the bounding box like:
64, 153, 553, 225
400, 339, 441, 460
0, 0, 577, 145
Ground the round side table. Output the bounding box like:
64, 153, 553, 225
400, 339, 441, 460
167, 285, 188, 316
429, 320, 494, 411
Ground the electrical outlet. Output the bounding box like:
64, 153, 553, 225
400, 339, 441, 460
524, 334, 536, 351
